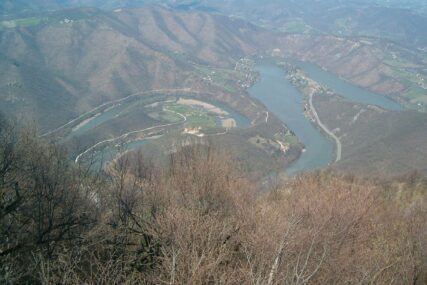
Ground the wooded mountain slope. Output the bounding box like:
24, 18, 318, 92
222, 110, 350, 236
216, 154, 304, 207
0, 6, 263, 130
314, 93, 427, 177
1, 120, 426, 284
1, 5, 421, 131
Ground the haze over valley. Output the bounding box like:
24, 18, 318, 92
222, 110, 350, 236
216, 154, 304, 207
1, 1, 427, 283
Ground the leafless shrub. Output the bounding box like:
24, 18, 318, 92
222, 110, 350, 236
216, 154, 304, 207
1, 121, 426, 284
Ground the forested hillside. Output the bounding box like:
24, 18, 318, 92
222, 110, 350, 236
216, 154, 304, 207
0, 6, 263, 130
1, 118, 426, 284
1, 2, 427, 283
2, 5, 422, 131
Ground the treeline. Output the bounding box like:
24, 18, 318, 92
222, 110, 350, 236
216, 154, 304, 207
1, 118, 426, 284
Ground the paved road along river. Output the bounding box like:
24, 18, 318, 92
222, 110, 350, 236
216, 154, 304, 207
248, 61, 403, 175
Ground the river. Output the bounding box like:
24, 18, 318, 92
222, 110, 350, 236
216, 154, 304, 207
248, 61, 404, 175
70, 62, 402, 173
292, 60, 404, 111
69, 96, 249, 139
249, 63, 334, 175
72, 96, 249, 166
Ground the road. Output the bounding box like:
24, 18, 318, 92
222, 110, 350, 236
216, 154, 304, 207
74, 108, 186, 163
41, 88, 193, 137
309, 91, 342, 162
39, 87, 261, 163
41, 87, 263, 138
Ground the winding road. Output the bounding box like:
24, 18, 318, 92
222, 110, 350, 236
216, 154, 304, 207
40, 87, 261, 164
309, 91, 342, 162
42, 87, 259, 139
41, 88, 193, 138
74, 108, 186, 163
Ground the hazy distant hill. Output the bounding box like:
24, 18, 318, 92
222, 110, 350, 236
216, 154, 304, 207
167, 0, 427, 50
3, 0, 427, 51
0, 0, 151, 15
1, 3, 425, 132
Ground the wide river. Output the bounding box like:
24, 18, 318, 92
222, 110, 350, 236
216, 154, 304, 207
293, 60, 403, 111
248, 62, 403, 175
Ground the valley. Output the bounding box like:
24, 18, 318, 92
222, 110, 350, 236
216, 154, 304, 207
1, 2, 427, 283
281, 59, 427, 176
315, 93, 427, 177
0, 4, 426, 177
248, 62, 334, 175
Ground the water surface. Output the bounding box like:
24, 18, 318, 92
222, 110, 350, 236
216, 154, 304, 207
293, 60, 404, 111
248, 63, 334, 175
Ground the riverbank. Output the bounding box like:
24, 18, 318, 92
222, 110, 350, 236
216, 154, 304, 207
248, 62, 334, 174
74, 107, 187, 163
308, 91, 342, 162
286, 67, 342, 162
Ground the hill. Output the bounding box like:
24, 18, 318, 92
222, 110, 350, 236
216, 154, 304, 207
0, 6, 263, 131
0, 6, 305, 178
3, 0, 427, 50
2, 5, 425, 132
1, 5, 426, 179
0, 122, 426, 283
180, 0, 427, 49
313, 93, 427, 177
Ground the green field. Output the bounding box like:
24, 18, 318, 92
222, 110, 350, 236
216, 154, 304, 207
194, 65, 240, 93
166, 104, 218, 129
284, 134, 299, 145
404, 84, 425, 100
186, 115, 216, 128
0, 9, 96, 31
1, 17, 46, 29
396, 76, 427, 106
274, 132, 299, 146
280, 19, 312, 34
383, 53, 416, 68
388, 67, 427, 104
334, 18, 351, 33
166, 104, 193, 115
147, 110, 182, 123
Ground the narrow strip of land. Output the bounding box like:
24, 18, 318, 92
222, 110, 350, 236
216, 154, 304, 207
41, 88, 192, 137
309, 91, 342, 162
74, 108, 186, 163
42, 87, 262, 139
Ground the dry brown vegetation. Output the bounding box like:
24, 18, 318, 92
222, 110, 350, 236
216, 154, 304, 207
1, 6, 413, 133
313, 93, 427, 177
1, 119, 426, 284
